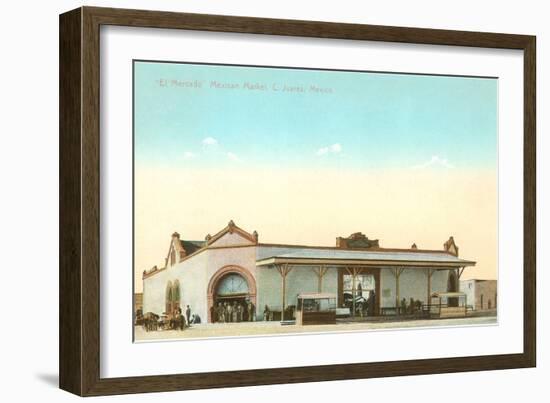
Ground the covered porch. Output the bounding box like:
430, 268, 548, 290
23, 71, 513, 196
256, 249, 476, 322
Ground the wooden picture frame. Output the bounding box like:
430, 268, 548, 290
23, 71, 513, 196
59, 6, 536, 396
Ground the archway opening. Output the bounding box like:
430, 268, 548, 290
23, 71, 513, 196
207, 266, 257, 323
212, 273, 253, 323
165, 281, 173, 315
165, 280, 181, 316
447, 271, 459, 307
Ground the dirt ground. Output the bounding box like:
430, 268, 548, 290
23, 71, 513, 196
135, 315, 497, 342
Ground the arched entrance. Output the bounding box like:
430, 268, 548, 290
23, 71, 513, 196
447, 270, 459, 307
447, 270, 458, 292
165, 280, 181, 315
207, 265, 257, 323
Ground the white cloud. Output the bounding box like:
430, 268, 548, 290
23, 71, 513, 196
183, 151, 196, 160
202, 137, 218, 146
226, 152, 241, 162
200, 137, 241, 162
317, 147, 329, 156
413, 155, 454, 169
317, 143, 342, 156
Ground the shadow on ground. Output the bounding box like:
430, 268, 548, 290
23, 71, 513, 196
35, 373, 58, 388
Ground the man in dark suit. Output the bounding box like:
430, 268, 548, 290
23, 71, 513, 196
185, 305, 191, 327
178, 309, 185, 330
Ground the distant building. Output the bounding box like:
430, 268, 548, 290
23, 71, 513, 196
134, 292, 143, 314
460, 279, 497, 310
142, 220, 477, 322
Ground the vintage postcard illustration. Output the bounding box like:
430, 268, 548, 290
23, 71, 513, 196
133, 60, 497, 341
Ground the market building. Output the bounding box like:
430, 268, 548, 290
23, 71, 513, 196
460, 279, 497, 310
141, 220, 476, 323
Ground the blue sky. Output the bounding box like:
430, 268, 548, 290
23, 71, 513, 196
134, 61, 497, 170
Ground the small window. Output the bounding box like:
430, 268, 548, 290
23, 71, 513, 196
165, 281, 173, 314
172, 280, 181, 311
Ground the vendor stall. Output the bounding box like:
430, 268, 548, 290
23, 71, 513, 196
295, 293, 337, 325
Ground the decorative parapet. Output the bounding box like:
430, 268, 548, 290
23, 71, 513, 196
142, 265, 160, 279
443, 236, 459, 256
336, 232, 380, 249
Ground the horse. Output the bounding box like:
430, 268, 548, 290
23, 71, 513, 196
142, 312, 160, 332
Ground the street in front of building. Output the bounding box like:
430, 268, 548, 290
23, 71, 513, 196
135, 315, 497, 341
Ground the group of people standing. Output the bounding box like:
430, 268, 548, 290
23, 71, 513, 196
169, 305, 201, 330
399, 297, 423, 315
213, 300, 255, 323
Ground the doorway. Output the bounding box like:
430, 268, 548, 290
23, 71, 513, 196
208, 269, 257, 323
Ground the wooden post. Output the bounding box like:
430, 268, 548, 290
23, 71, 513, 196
395, 269, 399, 312
352, 270, 356, 317
282, 269, 286, 321
391, 268, 405, 314
313, 265, 328, 292
276, 264, 292, 321
425, 268, 434, 306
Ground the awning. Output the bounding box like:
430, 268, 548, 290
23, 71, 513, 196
256, 248, 475, 268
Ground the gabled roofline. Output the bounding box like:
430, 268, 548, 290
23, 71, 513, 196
206, 220, 258, 246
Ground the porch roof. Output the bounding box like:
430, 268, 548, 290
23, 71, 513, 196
256, 248, 475, 268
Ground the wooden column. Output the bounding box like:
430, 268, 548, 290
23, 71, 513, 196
276, 263, 293, 321
345, 267, 362, 317
391, 268, 405, 314
312, 265, 328, 292
425, 268, 434, 306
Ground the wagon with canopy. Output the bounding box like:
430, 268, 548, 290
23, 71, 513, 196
295, 293, 337, 325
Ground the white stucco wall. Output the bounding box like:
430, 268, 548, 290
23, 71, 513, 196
143, 238, 259, 322
255, 265, 338, 316
175, 251, 210, 321
205, 246, 258, 281
379, 268, 450, 308
142, 249, 210, 319
142, 268, 170, 315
